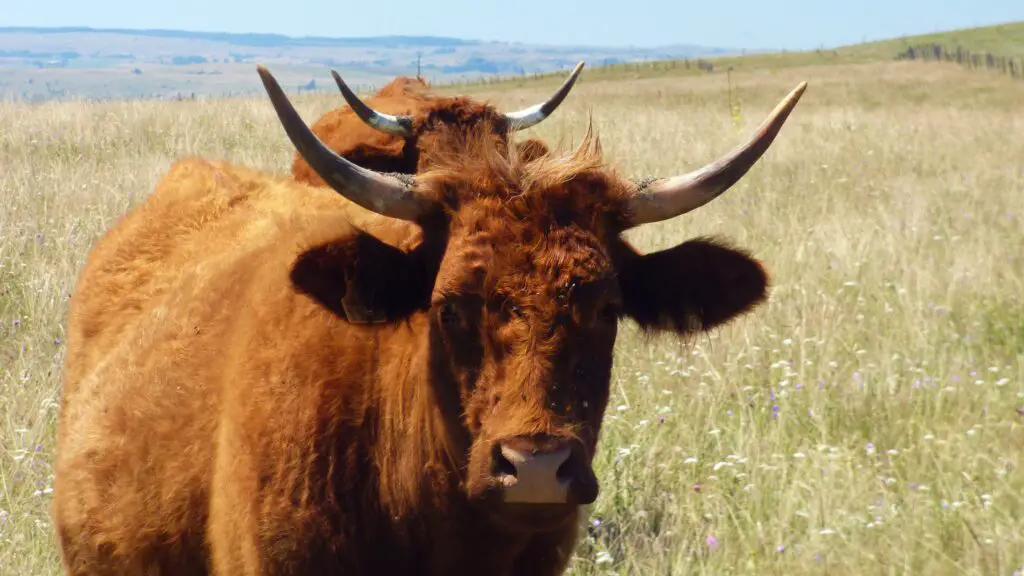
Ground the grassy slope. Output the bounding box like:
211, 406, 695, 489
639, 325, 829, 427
436, 20, 1024, 93
839, 20, 1024, 58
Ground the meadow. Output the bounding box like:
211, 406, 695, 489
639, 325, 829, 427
1, 56, 1022, 574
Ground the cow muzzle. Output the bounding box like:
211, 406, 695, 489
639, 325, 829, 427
491, 435, 597, 505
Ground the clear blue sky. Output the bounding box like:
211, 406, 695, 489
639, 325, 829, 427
4, 0, 1022, 50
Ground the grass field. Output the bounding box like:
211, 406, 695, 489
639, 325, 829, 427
1, 53, 1023, 574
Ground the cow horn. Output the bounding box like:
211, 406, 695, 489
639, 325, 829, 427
504, 61, 585, 132
256, 65, 431, 222
624, 81, 808, 227
330, 70, 415, 138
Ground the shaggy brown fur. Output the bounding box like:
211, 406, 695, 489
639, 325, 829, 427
291, 76, 552, 186
53, 124, 769, 575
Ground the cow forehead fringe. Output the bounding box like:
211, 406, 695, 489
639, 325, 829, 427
414, 125, 630, 214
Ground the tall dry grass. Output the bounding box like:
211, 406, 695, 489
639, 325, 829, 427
1, 60, 1022, 574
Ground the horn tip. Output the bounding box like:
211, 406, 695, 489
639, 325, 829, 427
791, 81, 809, 99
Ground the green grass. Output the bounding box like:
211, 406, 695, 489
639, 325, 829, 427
838, 21, 1024, 59
1, 55, 1023, 574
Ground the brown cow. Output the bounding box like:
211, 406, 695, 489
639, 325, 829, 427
290, 63, 585, 186
51, 64, 807, 575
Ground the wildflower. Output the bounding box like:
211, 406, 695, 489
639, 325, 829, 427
865, 443, 875, 455
776, 545, 786, 553
705, 535, 719, 551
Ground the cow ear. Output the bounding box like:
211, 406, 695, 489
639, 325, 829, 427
290, 232, 432, 323
614, 237, 769, 334
516, 138, 551, 164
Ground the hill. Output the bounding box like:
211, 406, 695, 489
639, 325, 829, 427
452, 20, 1024, 91
1, 21, 1021, 102
692, 20, 1024, 73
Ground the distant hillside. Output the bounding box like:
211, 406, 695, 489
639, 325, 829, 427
707, 21, 1024, 71
3, 22, 1021, 102
513, 20, 1024, 84
0, 26, 737, 102
837, 21, 1024, 59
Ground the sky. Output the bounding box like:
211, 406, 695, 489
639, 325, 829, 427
4, 0, 1022, 51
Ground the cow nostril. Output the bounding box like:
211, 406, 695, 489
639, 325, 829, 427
555, 457, 574, 484
492, 448, 518, 478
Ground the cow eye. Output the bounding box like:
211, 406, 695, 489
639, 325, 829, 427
439, 302, 460, 326
599, 302, 620, 322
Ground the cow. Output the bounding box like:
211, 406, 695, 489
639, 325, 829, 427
289, 63, 585, 188
51, 62, 807, 575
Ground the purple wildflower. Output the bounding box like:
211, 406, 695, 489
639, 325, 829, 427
705, 535, 719, 551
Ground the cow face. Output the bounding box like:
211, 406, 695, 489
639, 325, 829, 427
429, 196, 619, 520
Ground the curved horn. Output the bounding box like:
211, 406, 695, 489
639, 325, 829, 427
504, 61, 585, 131
330, 69, 414, 138
624, 81, 808, 227
256, 65, 431, 222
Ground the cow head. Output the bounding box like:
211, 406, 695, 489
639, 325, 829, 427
327, 61, 583, 139
259, 66, 806, 531
294, 63, 583, 181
